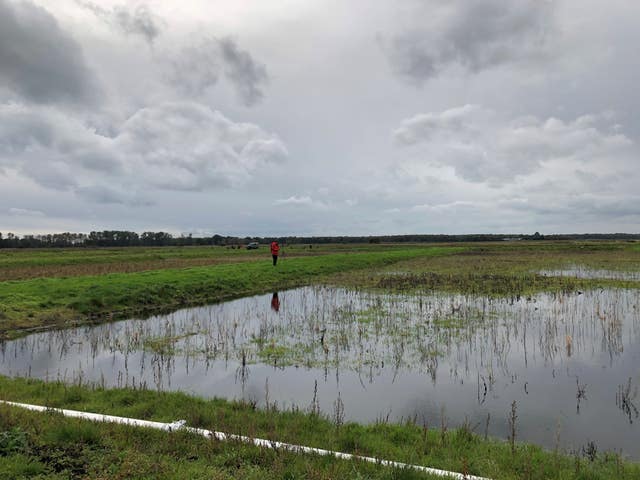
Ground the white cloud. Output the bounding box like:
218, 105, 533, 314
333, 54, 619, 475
411, 201, 479, 213
0, 102, 288, 203
394, 105, 635, 184
115, 102, 287, 190
274, 195, 329, 210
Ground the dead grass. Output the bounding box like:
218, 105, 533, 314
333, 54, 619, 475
0, 255, 255, 281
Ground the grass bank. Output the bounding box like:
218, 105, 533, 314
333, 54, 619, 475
0, 376, 637, 480
0, 246, 460, 338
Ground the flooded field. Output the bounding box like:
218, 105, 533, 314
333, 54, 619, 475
1, 286, 639, 458
540, 266, 640, 281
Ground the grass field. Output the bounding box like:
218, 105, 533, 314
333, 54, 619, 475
0, 244, 413, 281
2, 241, 640, 478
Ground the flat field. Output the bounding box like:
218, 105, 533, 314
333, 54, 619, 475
0, 243, 413, 281
1, 241, 640, 479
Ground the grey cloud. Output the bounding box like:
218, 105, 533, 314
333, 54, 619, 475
0, 104, 122, 179
78, 1, 163, 44
167, 37, 268, 106
411, 201, 480, 213
8, 207, 45, 217
0, 0, 98, 105
384, 0, 555, 85
3, 0, 638, 236
168, 39, 221, 96
573, 169, 626, 194
394, 105, 635, 184
566, 196, 640, 218
220, 37, 268, 106
75, 185, 154, 206
501, 194, 640, 219
27, 164, 77, 191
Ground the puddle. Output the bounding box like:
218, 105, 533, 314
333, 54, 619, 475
539, 266, 640, 281
1, 286, 639, 458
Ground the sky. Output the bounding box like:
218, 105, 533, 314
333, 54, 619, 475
0, 0, 639, 236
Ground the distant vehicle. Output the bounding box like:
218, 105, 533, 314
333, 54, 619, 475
246, 242, 260, 250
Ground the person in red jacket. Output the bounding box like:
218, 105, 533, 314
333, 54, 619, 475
270, 241, 280, 266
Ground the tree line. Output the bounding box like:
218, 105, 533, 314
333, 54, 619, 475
0, 231, 228, 248
0, 230, 639, 248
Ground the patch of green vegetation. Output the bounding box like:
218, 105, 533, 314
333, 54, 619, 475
354, 306, 387, 323
433, 315, 473, 329
257, 343, 293, 364
144, 332, 200, 356
0, 376, 637, 479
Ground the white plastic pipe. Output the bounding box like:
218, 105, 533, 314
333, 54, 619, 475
1, 400, 490, 480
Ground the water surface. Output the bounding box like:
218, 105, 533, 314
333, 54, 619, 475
1, 286, 639, 458
539, 266, 640, 281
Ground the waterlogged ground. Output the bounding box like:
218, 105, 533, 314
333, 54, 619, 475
1, 286, 639, 459
540, 265, 640, 281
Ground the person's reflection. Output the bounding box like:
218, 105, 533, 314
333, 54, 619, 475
270, 292, 280, 312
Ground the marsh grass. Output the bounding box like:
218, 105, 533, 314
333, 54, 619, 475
333, 241, 640, 297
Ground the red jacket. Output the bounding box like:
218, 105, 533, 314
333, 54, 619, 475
270, 242, 280, 255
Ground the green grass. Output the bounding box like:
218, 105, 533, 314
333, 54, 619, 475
0, 246, 460, 338
0, 243, 432, 282
0, 376, 638, 479
0, 244, 433, 270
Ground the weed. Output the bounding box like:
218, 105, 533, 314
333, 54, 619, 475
0, 427, 29, 455
508, 400, 518, 455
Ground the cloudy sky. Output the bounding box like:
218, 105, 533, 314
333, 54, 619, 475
1, 0, 639, 236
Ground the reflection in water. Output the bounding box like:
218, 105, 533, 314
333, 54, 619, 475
1, 286, 639, 458
271, 292, 280, 313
